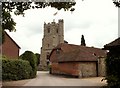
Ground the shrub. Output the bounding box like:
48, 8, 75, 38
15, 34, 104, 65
2, 59, 32, 80
105, 50, 120, 87
19, 51, 37, 78
35, 53, 40, 66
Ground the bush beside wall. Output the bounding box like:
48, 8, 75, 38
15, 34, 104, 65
105, 50, 120, 87
2, 59, 32, 80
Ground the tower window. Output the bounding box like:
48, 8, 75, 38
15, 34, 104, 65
46, 52, 50, 65
48, 44, 49, 47
56, 28, 59, 33
47, 28, 50, 33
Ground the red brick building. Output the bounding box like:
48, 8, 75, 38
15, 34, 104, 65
49, 43, 107, 78
0, 31, 20, 59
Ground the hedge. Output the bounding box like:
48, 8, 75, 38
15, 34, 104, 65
35, 53, 40, 66
2, 59, 33, 80
19, 51, 37, 78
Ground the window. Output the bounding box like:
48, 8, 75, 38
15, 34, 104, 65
46, 59, 50, 65
47, 28, 50, 33
48, 44, 49, 48
47, 52, 50, 59
56, 28, 59, 33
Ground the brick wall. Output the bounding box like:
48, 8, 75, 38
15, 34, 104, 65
1, 32, 19, 59
51, 62, 79, 76
51, 62, 97, 78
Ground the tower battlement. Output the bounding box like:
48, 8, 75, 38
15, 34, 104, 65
44, 19, 64, 37
44, 19, 63, 26
59, 19, 63, 22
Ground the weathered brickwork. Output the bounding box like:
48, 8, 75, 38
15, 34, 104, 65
51, 62, 78, 76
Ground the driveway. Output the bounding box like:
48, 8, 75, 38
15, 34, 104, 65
2, 71, 107, 87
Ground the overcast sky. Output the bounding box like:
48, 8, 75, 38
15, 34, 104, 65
6, 0, 118, 55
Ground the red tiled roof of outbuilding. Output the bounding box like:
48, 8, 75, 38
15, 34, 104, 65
58, 49, 97, 62
50, 43, 107, 62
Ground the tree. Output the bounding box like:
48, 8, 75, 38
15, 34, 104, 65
113, 0, 120, 7
35, 53, 40, 66
105, 51, 120, 87
104, 38, 120, 87
81, 35, 86, 46
19, 51, 37, 78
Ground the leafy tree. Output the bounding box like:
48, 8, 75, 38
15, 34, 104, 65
113, 0, 120, 7
35, 53, 40, 66
81, 35, 86, 46
105, 49, 120, 87
19, 51, 37, 78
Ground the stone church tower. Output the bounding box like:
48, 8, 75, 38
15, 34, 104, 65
40, 19, 64, 70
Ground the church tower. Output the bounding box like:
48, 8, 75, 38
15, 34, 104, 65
40, 19, 64, 70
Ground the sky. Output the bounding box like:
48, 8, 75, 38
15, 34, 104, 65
6, 0, 118, 55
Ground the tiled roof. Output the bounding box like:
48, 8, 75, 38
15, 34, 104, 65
53, 43, 107, 62
104, 37, 120, 49
58, 49, 97, 62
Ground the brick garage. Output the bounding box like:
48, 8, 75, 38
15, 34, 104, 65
49, 43, 107, 77
0, 31, 20, 59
